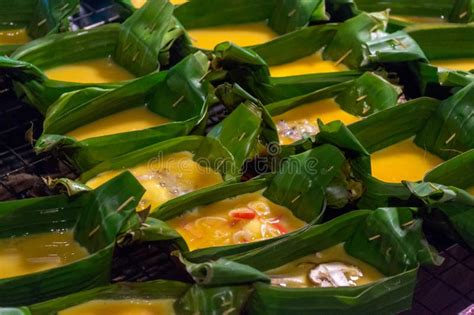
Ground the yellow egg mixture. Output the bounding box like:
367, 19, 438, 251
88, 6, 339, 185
167, 192, 306, 251
272, 98, 360, 145
391, 15, 446, 24
44, 57, 134, 83
86, 151, 224, 211
371, 139, 443, 183
269, 52, 347, 77
0, 28, 30, 45
187, 22, 278, 50
66, 106, 170, 141
0, 230, 88, 279
267, 243, 384, 288
432, 59, 474, 72
59, 299, 175, 315
131, 0, 187, 8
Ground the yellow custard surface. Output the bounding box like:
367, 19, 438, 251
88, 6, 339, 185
0, 28, 30, 45
0, 230, 88, 279
66, 106, 170, 141
391, 15, 446, 24
432, 59, 474, 72
44, 57, 135, 83
59, 299, 175, 315
371, 139, 444, 183
272, 98, 360, 145
131, 0, 186, 8
86, 151, 224, 211
267, 243, 384, 288
187, 22, 278, 50
167, 192, 306, 251
269, 52, 347, 77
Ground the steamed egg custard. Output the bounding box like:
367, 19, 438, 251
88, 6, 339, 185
269, 52, 347, 77
131, 0, 187, 8
187, 22, 278, 50
0, 230, 88, 279
371, 139, 444, 183
66, 106, 170, 141
390, 15, 446, 24
431, 59, 474, 72
272, 99, 360, 145
86, 152, 224, 212
267, 243, 384, 288
166, 192, 306, 251
0, 28, 30, 45
59, 299, 175, 315
44, 57, 135, 83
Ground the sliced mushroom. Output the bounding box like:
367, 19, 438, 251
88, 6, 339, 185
308, 262, 363, 287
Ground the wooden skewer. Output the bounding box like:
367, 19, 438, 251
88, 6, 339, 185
88, 225, 101, 237
287, 9, 296, 17
172, 95, 185, 108
445, 133, 456, 145
89, 196, 136, 237
356, 95, 368, 102
291, 194, 301, 203
335, 49, 352, 66
116, 196, 135, 213
37, 19, 47, 27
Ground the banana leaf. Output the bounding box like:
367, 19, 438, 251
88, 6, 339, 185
212, 82, 280, 145
410, 22, 474, 95
323, 11, 427, 69
0, 171, 145, 306
176, 284, 253, 315
227, 208, 440, 314
406, 182, 474, 249
268, 0, 328, 35
207, 101, 263, 169
355, 0, 473, 23
414, 83, 474, 160
0, 0, 79, 54
266, 71, 362, 102
276, 97, 439, 209
266, 72, 401, 119
143, 144, 346, 262
349, 97, 440, 153
209, 41, 362, 104
174, 0, 325, 35
1, 279, 255, 315
251, 24, 338, 66
424, 149, 474, 189
416, 62, 474, 99
182, 256, 270, 286
407, 23, 474, 61
323, 11, 388, 69
365, 30, 427, 65
3, 280, 189, 314
1, 0, 184, 113
34, 52, 210, 172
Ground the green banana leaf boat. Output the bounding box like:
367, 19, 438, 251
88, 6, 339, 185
0, 0, 473, 313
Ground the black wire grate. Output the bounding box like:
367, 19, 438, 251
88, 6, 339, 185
0, 1, 473, 313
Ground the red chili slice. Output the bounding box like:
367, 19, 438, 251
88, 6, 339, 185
229, 208, 256, 220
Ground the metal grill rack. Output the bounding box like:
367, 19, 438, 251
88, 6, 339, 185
1, 1, 473, 313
